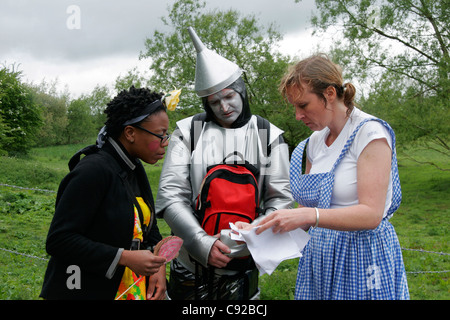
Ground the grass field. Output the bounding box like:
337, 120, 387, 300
0, 142, 448, 300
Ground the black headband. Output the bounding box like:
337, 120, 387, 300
122, 99, 165, 126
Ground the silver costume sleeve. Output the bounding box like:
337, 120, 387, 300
163, 202, 217, 267
155, 127, 192, 217
156, 124, 217, 267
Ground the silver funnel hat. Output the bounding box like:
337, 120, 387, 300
188, 27, 243, 97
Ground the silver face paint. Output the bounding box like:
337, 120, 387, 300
207, 89, 243, 128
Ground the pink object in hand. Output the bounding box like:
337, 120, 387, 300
154, 236, 183, 262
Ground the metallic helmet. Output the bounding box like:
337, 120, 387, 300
188, 27, 243, 97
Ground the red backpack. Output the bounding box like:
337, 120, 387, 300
194, 152, 262, 235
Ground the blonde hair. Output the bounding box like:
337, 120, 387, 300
279, 53, 356, 116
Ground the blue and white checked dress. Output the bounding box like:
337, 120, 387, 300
290, 118, 409, 300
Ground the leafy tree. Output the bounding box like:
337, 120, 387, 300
0, 114, 13, 156
30, 80, 69, 146
0, 65, 42, 154
115, 67, 147, 93
140, 0, 307, 150
360, 70, 449, 169
298, 0, 449, 167
301, 0, 448, 96
84, 84, 112, 131
66, 97, 96, 144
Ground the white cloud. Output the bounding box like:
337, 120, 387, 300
6, 51, 150, 98
1, 0, 318, 98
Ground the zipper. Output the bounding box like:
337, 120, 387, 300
202, 212, 254, 235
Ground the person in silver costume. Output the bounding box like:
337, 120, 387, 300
155, 27, 293, 300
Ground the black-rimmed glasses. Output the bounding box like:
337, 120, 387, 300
133, 125, 171, 144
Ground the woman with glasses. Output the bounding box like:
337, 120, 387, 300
41, 86, 171, 300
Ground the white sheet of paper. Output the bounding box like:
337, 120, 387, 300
229, 223, 311, 276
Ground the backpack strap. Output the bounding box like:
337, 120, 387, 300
67, 143, 152, 250
68, 145, 99, 171
190, 113, 207, 154
255, 115, 271, 157
189, 113, 272, 156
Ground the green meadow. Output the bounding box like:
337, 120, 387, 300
0, 143, 448, 300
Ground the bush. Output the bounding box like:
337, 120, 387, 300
0, 156, 62, 191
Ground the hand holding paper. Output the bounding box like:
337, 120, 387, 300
229, 223, 310, 276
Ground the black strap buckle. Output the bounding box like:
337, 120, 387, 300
130, 239, 141, 250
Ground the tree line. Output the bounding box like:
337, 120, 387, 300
0, 67, 105, 155
0, 0, 448, 168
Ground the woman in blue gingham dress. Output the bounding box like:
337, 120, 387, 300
254, 54, 409, 300
290, 118, 409, 299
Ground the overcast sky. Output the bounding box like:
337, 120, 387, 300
1, 0, 323, 98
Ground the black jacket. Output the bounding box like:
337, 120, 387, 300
40, 139, 162, 299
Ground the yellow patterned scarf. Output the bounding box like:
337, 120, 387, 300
115, 197, 151, 300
